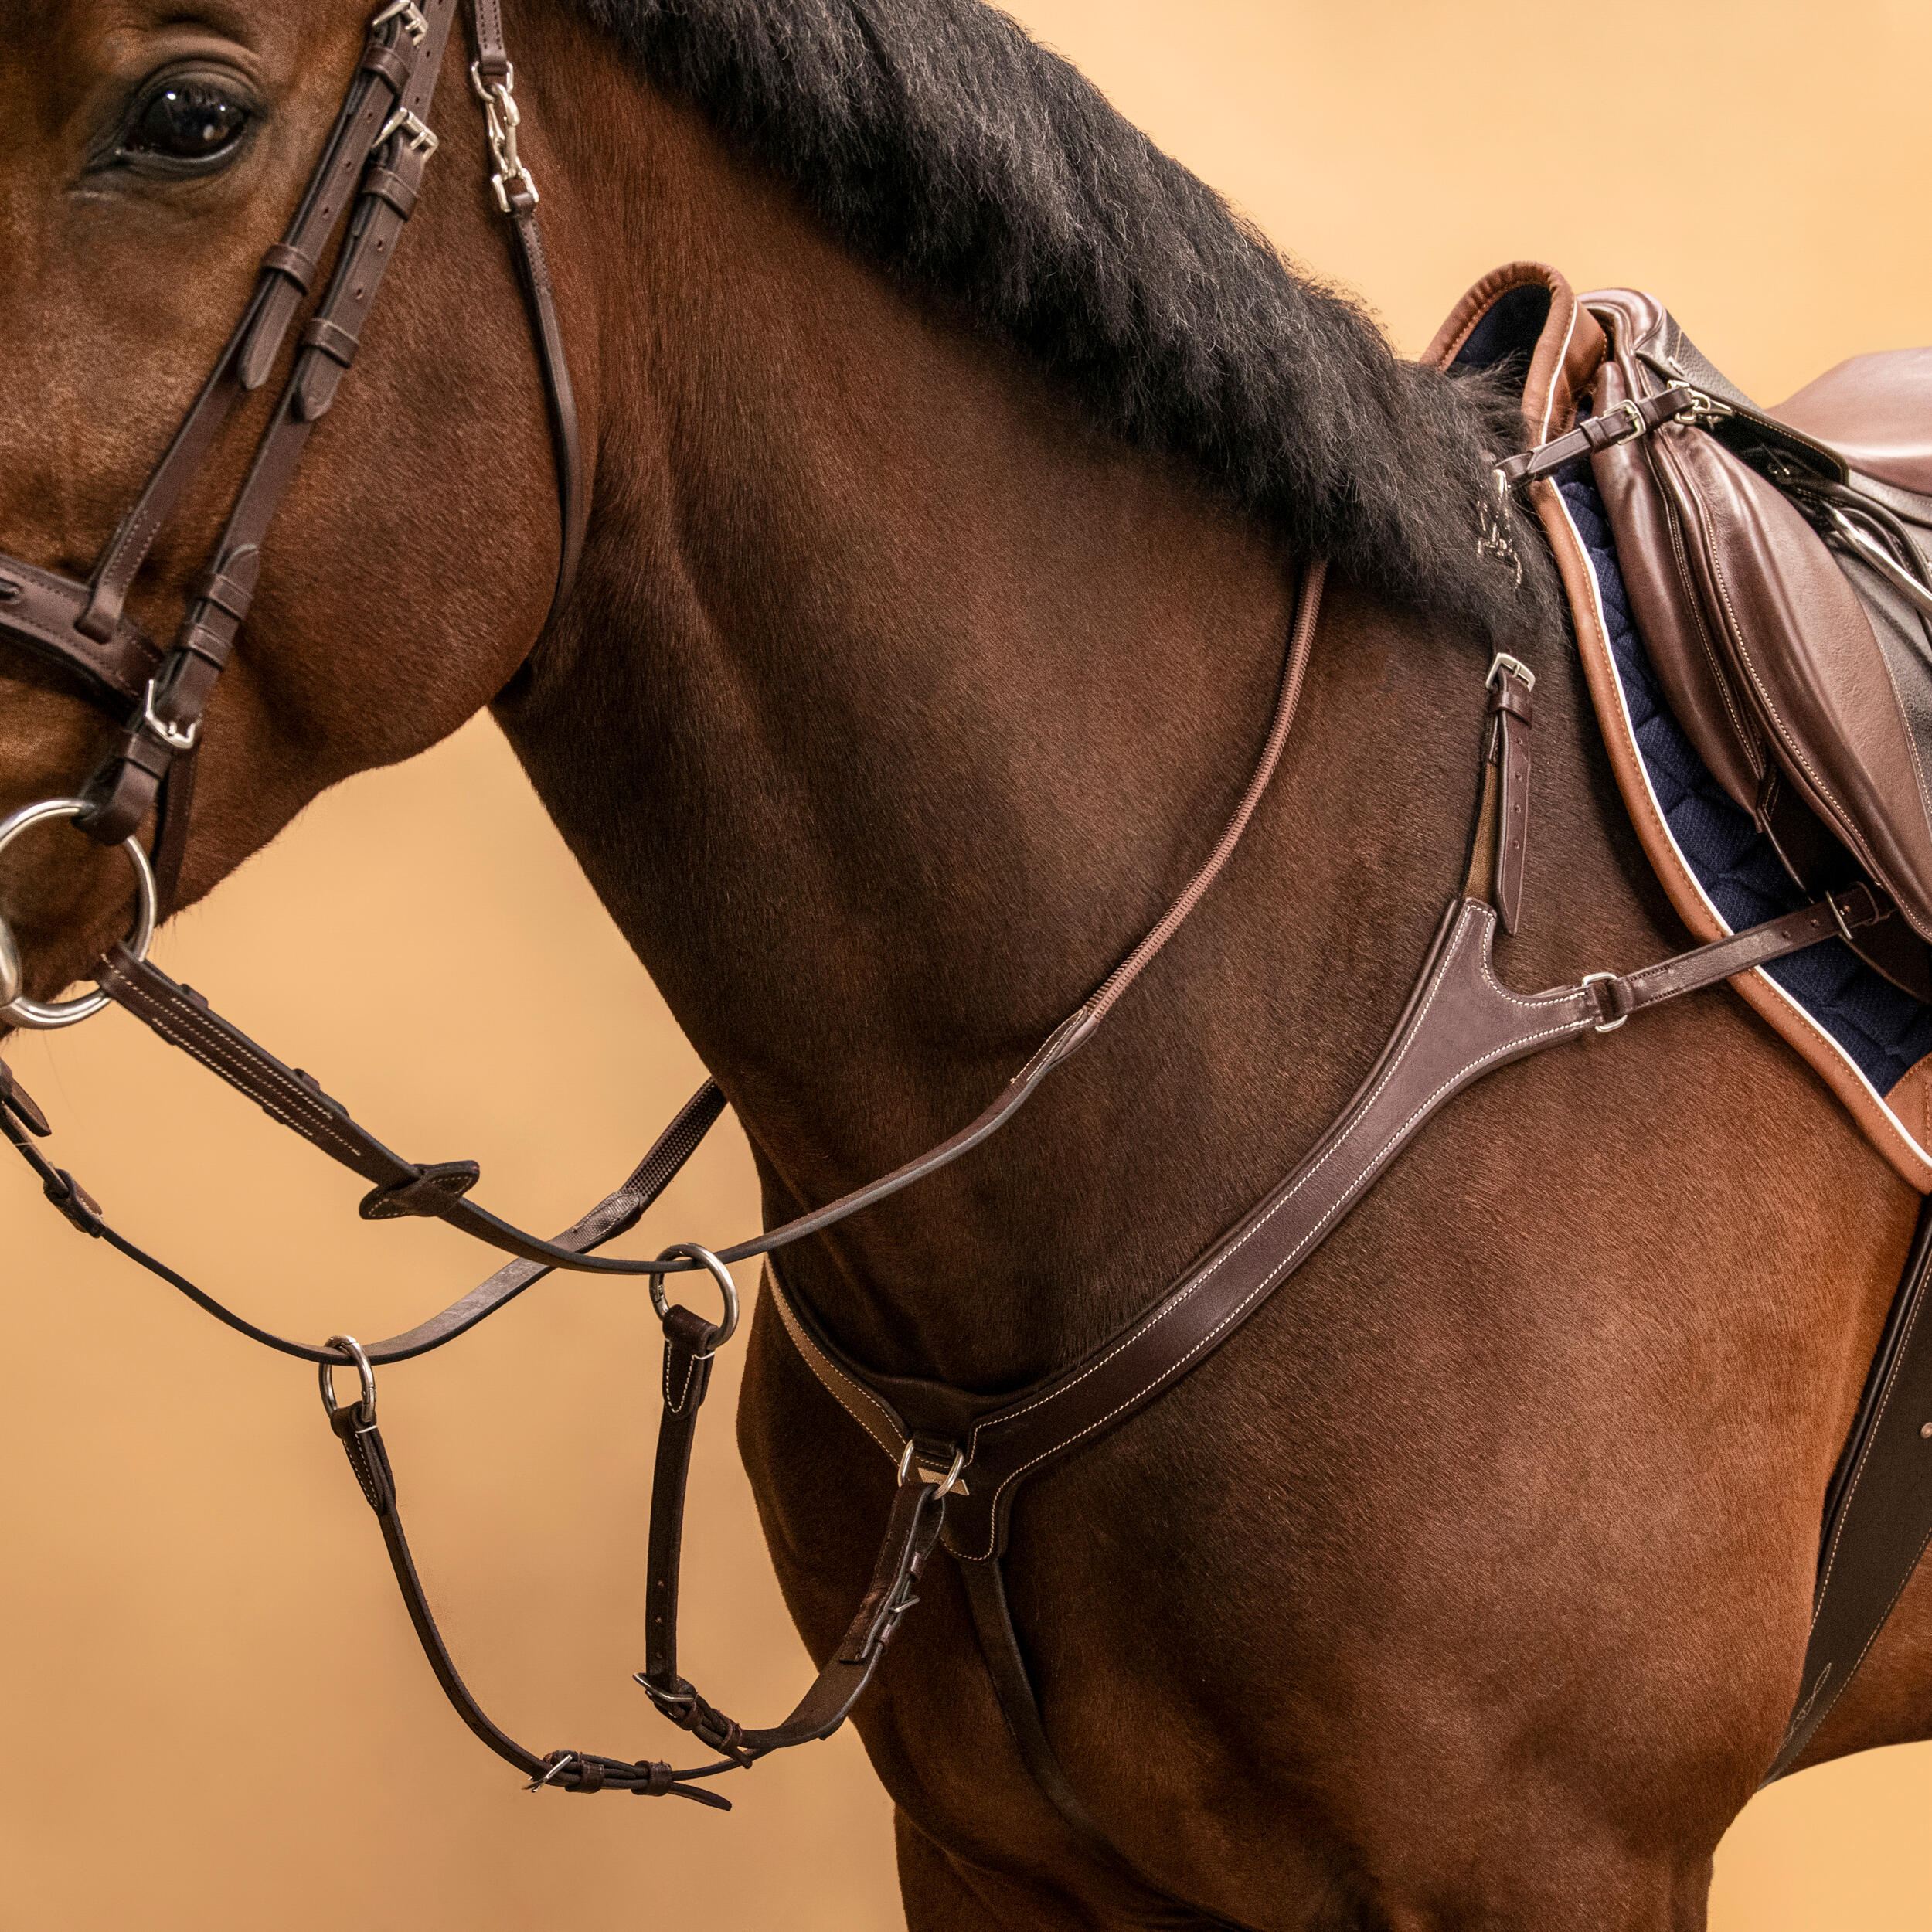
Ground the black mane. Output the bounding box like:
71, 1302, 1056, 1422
573, 0, 1559, 645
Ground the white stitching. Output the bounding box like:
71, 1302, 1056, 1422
662, 1338, 702, 1414
117, 981, 372, 1168
129, 1006, 363, 1158
763, 1265, 904, 1464
955, 910, 1597, 1557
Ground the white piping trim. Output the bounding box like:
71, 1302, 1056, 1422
1553, 488, 1932, 1173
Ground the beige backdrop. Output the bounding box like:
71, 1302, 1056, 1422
5, 3, 1928, 1927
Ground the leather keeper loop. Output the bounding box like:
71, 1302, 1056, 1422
258, 243, 318, 293
77, 752, 163, 846
359, 41, 414, 95
174, 620, 235, 675
362, 165, 420, 222
189, 568, 255, 625
299, 316, 361, 369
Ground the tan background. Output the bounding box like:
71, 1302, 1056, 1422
5, 2, 1929, 1925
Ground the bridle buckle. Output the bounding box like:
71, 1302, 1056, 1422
1486, 652, 1536, 696
377, 106, 440, 158
370, 0, 428, 44
141, 676, 201, 753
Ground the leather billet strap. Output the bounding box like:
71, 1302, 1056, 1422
1463, 657, 1535, 934
1494, 383, 1696, 491
770, 884, 1893, 1564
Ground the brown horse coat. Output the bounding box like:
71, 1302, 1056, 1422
2, 5, 1928, 1926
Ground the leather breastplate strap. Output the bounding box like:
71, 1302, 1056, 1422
759, 658, 1896, 1872
769, 884, 1889, 1561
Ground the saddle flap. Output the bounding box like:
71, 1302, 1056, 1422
1586, 291, 1932, 945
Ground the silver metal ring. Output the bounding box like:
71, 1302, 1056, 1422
0, 911, 19, 1009
896, 1439, 967, 1499
319, 1334, 378, 1425
648, 1243, 740, 1350
0, 798, 158, 1030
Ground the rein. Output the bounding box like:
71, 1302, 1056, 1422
0, 2, 1912, 1873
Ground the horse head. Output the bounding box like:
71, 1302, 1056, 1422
0, 0, 573, 1014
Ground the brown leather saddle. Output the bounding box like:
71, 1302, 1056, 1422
1512, 290, 1932, 1002
1438, 265, 1932, 1185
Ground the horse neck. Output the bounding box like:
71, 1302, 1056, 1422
495, 62, 1512, 1387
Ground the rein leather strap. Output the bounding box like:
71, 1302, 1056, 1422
72, 562, 1332, 1313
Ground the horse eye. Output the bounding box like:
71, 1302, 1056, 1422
124, 79, 252, 165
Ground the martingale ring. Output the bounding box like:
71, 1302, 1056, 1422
318, 1335, 378, 1426
648, 1242, 740, 1351
0, 798, 158, 1031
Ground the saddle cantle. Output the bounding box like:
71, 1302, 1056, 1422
1430, 264, 1932, 1187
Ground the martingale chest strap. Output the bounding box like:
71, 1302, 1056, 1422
761, 653, 1904, 1858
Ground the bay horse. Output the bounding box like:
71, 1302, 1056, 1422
1, 2, 1927, 1925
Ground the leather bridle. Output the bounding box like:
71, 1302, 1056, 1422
0, 0, 581, 944
0, 2, 1906, 1892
